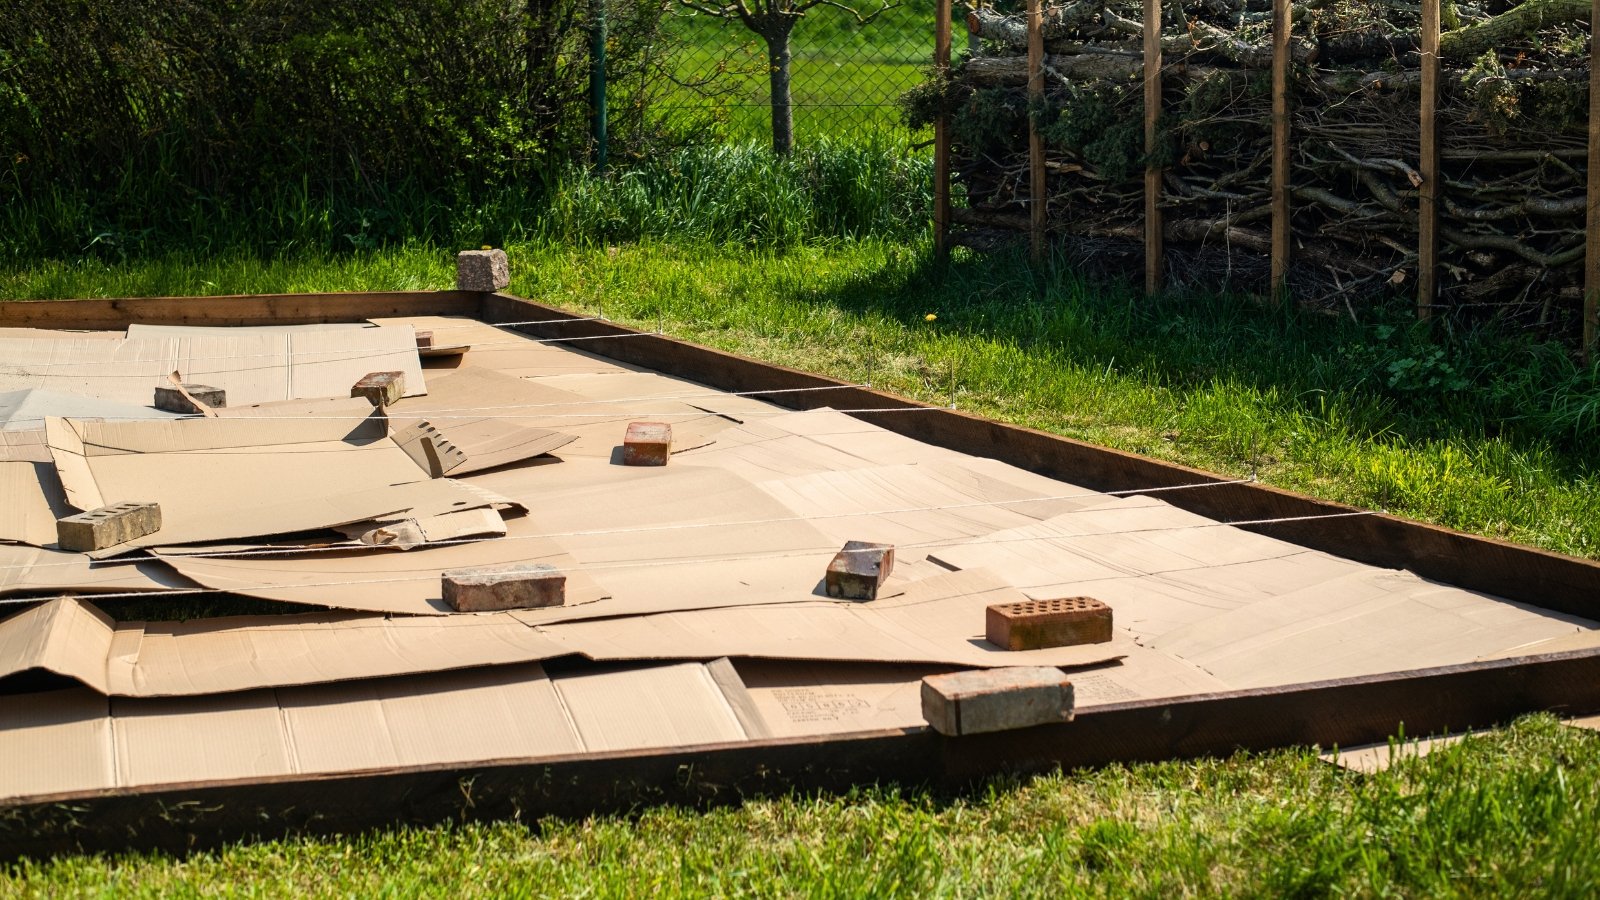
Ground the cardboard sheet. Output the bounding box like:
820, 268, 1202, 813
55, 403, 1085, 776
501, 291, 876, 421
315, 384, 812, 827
368, 315, 633, 377
538, 568, 1131, 668
0, 543, 194, 598
753, 460, 1096, 546
155, 515, 605, 615
734, 659, 947, 738
0, 389, 179, 432
0, 597, 576, 696
0, 460, 70, 546
386, 368, 578, 473
0, 328, 425, 406
0, 659, 768, 800
1151, 569, 1597, 688
45, 412, 413, 512
1320, 732, 1480, 773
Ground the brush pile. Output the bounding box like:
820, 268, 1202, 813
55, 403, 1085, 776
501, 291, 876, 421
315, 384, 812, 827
906, 0, 1594, 333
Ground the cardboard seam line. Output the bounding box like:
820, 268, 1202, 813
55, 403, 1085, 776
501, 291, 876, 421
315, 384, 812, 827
0, 477, 1256, 572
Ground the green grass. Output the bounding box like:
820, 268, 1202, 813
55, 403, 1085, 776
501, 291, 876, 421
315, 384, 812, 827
6, 239, 1595, 559
6, 715, 1600, 895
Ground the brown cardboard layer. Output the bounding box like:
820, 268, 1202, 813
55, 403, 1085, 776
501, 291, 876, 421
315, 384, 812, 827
0, 659, 765, 800
0, 543, 195, 597
538, 568, 1131, 669
0, 597, 571, 696
0, 326, 425, 406
155, 516, 608, 615
386, 368, 579, 473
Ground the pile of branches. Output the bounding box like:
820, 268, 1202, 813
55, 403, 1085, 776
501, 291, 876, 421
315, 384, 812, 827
907, 0, 1594, 332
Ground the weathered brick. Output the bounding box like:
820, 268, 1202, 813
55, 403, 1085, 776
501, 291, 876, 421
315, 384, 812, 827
621, 421, 673, 466
986, 596, 1113, 650
824, 540, 894, 600
351, 371, 406, 407
456, 249, 510, 292
153, 384, 226, 414
441, 562, 566, 612
56, 502, 162, 552
920, 667, 1075, 736
415, 330, 435, 350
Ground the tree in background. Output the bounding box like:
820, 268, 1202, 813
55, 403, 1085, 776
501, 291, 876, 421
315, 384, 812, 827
675, 0, 896, 154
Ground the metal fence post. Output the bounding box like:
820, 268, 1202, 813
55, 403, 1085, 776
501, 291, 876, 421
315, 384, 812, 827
591, 0, 609, 173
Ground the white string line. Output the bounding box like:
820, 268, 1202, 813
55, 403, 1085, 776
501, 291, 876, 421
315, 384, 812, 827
0, 509, 1377, 606
0, 383, 874, 426
0, 331, 671, 378
0, 477, 1253, 572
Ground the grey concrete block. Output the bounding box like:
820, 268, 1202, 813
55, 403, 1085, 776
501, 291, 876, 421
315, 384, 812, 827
920, 667, 1075, 736
824, 540, 894, 600
621, 421, 672, 466
351, 371, 406, 407
456, 249, 510, 292
57, 502, 162, 552
153, 384, 226, 414
442, 562, 566, 612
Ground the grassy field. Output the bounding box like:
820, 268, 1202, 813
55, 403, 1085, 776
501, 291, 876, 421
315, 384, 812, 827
7, 240, 1596, 558
5, 716, 1600, 894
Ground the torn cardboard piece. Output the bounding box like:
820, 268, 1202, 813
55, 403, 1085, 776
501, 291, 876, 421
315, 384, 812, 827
536, 568, 1132, 668
386, 369, 579, 473
0, 596, 575, 697
0, 327, 426, 406
154, 515, 605, 615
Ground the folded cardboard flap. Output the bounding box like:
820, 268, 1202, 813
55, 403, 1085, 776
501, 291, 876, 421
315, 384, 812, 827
0, 599, 116, 694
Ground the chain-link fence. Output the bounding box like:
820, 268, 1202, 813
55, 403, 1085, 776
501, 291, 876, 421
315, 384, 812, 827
634, 0, 936, 149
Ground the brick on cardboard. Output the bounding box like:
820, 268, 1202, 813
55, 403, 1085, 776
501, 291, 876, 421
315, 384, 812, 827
351, 372, 406, 407
986, 597, 1113, 650
57, 502, 162, 552
621, 421, 673, 466
824, 540, 894, 601
456, 249, 510, 292
920, 666, 1074, 736
153, 384, 226, 414
442, 562, 566, 612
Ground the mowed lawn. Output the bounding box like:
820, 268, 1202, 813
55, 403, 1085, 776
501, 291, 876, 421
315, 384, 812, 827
3, 240, 1600, 895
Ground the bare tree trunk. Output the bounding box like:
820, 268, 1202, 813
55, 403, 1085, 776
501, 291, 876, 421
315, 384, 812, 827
765, 26, 794, 155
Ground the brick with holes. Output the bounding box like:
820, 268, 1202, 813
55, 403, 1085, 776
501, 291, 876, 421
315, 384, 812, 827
56, 502, 162, 551
985, 596, 1113, 650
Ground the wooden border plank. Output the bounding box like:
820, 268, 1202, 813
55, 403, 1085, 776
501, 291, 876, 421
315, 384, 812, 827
1270, 0, 1292, 307
1144, 0, 1164, 295
934, 0, 954, 259
7, 646, 1600, 859
1418, 0, 1441, 321
0, 291, 480, 331
1028, 0, 1047, 262
1585, 0, 1600, 359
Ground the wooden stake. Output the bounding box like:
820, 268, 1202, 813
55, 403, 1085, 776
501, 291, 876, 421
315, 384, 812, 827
1143, 0, 1164, 295
1028, 0, 1047, 263
1269, 0, 1291, 307
1417, 0, 1441, 322
1585, 0, 1600, 360
934, 0, 953, 259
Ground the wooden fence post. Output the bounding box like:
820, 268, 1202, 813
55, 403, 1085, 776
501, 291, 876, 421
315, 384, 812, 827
934, 0, 952, 259
1144, 0, 1163, 295
1417, 0, 1440, 321
1585, 0, 1600, 360
1028, 0, 1046, 262
1270, 0, 1291, 307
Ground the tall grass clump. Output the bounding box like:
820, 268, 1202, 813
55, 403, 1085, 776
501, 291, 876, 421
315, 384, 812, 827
538, 139, 932, 246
